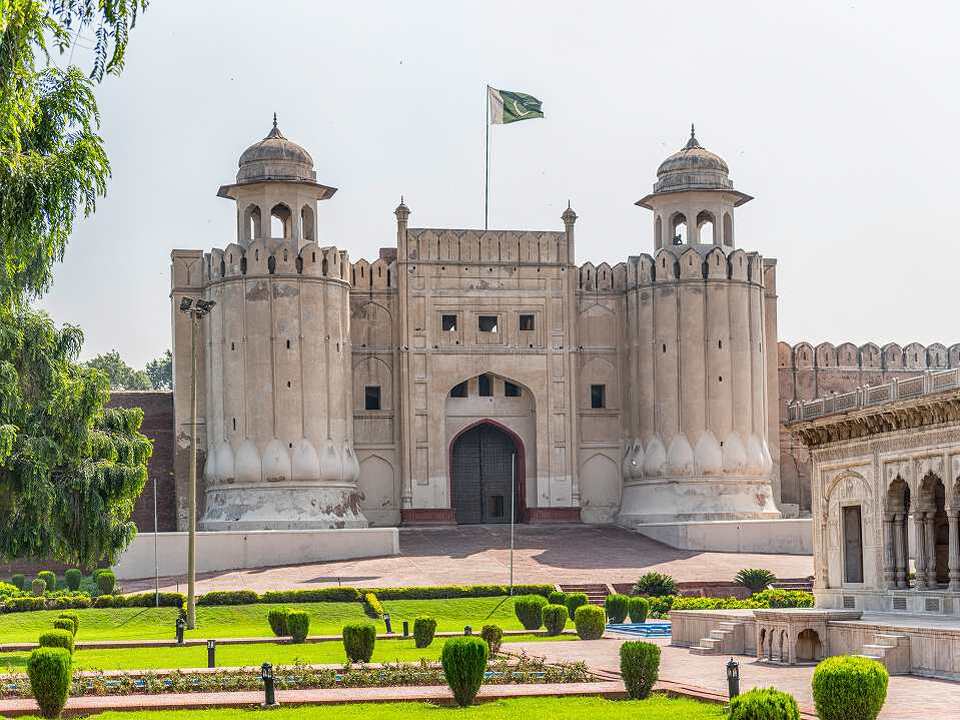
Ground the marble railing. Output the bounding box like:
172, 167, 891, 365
787, 368, 960, 423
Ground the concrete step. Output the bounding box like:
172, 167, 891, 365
709, 629, 731, 640
699, 637, 723, 649
862, 644, 893, 656
689, 645, 721, 656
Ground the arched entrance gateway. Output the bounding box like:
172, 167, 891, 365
449, 421, 524, 524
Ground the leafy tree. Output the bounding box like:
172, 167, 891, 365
0, 1, 151, 567
85, 350, 150, 390
0, 311, 152, 568
145, 349, 172, 390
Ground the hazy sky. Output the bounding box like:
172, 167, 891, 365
39, 0, 960, 367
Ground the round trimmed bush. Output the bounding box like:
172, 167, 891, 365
32, 578, 47, 596
633, 572, 677, 597
286, 610, 310, 643
413, 616, 437, 648
27, 647, 72, 719
619, 640, 660, 699
57, 613, 79, 636
52, 619, 75, 636
480, 624, 503, 654
573, 604, 605, 640
342, 622, 376, 663
39, 630, 74, 655
267, 608, 290, 637
564, 592, 588, 620
11, 573, 25, 591
542, 604, 568, 635
95, 570, 116, 595
604, 593, 629, 623
547, 590, 567, 606
729, 687, 800, 720
628, 596, 649, 624
514, 594, 547, 630
812, 655, 888, 720
64, 569, 82, 591
441, 636, 489, 707
37, 571, 57, 592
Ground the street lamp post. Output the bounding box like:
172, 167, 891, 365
178, 296, 216, 630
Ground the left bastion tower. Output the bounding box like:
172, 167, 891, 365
170, 117, 366, 530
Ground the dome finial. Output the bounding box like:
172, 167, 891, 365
273, 112, 278, 129
685, 123, 701, 150
266, 112, 284, 139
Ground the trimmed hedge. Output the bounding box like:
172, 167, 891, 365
27, 647, 72, 719
95, 571, 116, 595
669, 589, 814, 612
604, 593, 629, 623
514, 594, 547, 630
260, 588, 360, 604
32, 579, 47, 596
441, 636, 489, 707
342, 622, 376, 663
729, 687, 800, 720
564, 592, 588, 620
574, 604, 605, 640
64, 569, 82, 591
6, 596, 45, 612
413, 616, 437, 648
363, 592, 384, 618
547, 590, 567, 606
39, 630, 74, 655
57, 613, 79, 635
267, 608, 290, 637
0, 581, 19, 598
37, 571, 57, 592
11, 574, 25, 591
628, 596, 649, 624
52, 619, 75, 636
619, 641, 660, 699
480, 624, 503, 654
812, 655, 888, 720
372, 584, 552, 600
286, 611, 310, 643
196, 590, 258, 606
542, 604, 567, 635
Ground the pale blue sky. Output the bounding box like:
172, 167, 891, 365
39, 0, 960, 367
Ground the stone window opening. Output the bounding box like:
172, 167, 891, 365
519, 314, 535, 331
442, 314, 458, 332
697, 210, 715, 244
219, 259, 225, 277
232, 418, 237, 431
842, 505, 864, 583
365, 385, 382, 411
478, 374, 493, 397
270, 203, 291, 239
301, 204, 315, 242
286, 380, 291, 388
718, 339, 723, 349
590, 384, 606, 409
449, 381, 468, 398
723, 212, 733, 246
504, 381, 521, 397
478, 315, 498, 333
244, 205, 261, 241
670, 212, 687, 245
267, 256, 276, 274
322, 257, 329, 275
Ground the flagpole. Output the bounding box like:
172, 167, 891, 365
484, 85, 490, 231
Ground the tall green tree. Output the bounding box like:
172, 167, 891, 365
0, 1, 151, 566
86, 350, 151, 390
145, 349, 172, 390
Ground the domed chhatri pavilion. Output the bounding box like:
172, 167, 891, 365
170, 121, 783, 531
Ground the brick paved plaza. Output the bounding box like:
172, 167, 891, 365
123, 524, 813, 593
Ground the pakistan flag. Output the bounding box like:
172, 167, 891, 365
487, 87, 544, 124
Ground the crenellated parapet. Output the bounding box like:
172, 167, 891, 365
202, 240, 351, 283
402, 228, 568, 265
777, 340, 960, 371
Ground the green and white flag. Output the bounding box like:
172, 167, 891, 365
487, 86, 544, 124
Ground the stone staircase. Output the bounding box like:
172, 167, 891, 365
558, 583, 610, 606
689, 621, 745, 656
858, 632, 911, 675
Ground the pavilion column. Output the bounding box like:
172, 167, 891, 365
882, 512, 896, 589
893, 512, 907, 588
926, 511, 938, 587
948, 510, 960, 592
914, 512, 928, 590
899, 512, 910, 588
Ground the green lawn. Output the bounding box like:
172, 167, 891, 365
0, 633, 567, 672
0, 596, 530, 644
7, 696, 725, 720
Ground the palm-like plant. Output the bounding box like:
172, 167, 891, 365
734, 568, 777, 593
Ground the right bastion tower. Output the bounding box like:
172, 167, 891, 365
617, 126, 782, 524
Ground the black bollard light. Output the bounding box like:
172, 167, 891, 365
384, 613, 392, 634
726, 658, 740, 699
261, 662, 278, 707
207, 639, 216, 668
175, 616, 185, 645
402, 620, 409, 637
464, 625, 472, 636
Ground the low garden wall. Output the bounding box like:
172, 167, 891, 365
111, 528, 400, 580
629, 518, 812, 555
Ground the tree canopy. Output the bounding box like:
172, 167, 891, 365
145, 349, 172, 390
85, 350, 151, 390
0, 1, 151, 566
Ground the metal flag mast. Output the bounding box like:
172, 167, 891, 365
484, 85, 490, 230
